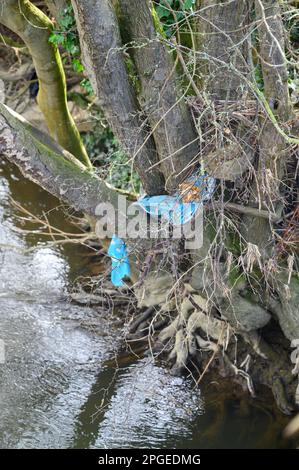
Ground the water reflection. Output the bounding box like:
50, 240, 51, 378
0, 162, 295, 449
0, 164, 115, 448
93, 359, 203, 449
0, 163, 203, 450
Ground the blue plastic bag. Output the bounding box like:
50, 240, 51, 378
107, 234, 131, 287
108, 172, 215, 286
136, 172, 216, 225
136, 195, 199, 226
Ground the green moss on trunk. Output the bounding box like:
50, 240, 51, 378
0, 0, 91, 167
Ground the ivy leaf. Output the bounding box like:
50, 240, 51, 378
72, 58, 84, 73
156, 5, 169, 19
183, 0, 194, 10
59, 16, 73, 29
69, 43, 80, 55
49, 32, 65, 45
80, 78, 94, 96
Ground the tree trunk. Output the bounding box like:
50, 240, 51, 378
118, 0, 199, 191
196, 0, 252, 100
243, 0, 293, 251
71, 0, 165, 195
0, 0, 91, 167
0, 103, 117, 216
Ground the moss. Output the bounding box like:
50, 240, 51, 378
151, 7, 167, 38
227, 263, 246, 289
124, 56, 141, 95
225, 228, 243, 256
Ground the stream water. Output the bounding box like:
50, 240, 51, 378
0, 161, 295, 449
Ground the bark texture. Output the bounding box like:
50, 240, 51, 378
71, 0, 165, 195
0, 103, 117, 216
118, 0, 199, 191
197, 0, 252, 99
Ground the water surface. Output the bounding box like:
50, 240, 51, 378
0, 162, 294, 449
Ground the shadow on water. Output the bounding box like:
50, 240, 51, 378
0, 161, 296, 449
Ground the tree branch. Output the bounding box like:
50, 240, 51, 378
0, 0, 91, 167
0, 103, 118, 217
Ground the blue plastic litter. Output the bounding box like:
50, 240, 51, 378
136, 172, 216, 225
107, 234, 131, 287
108, 172, 216, 286
136, 195, 199, 226
187, 172, 216, 203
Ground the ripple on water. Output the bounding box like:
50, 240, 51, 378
94, 359, 204, 449
0, 169, 118, 449
0, 163, 295, 450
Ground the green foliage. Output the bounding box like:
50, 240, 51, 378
125, 56, 141, 95
80, 78, 94, 95
82, 114, 140, 193
254, 63, 264, 91
48, 6, 79, 60
48, 5, 93, 95
154, 0, 195, 37
107, 148, 141, 193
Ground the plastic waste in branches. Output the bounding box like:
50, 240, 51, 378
108, 172, 216, 287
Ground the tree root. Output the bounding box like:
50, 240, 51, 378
126, 290, 259, 398
157, 292, 230, 374
222, 353, 255, 397
69, 276, 299, 414
128, 306, 156, 335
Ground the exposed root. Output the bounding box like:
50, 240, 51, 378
222, 354, 255, 397
69, 273, 299, 414
242, 331, 268, 360
239, 354, 251, 372
128, 306, 156, 335
124, 287, 262, 398
156, 292, 231, 374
